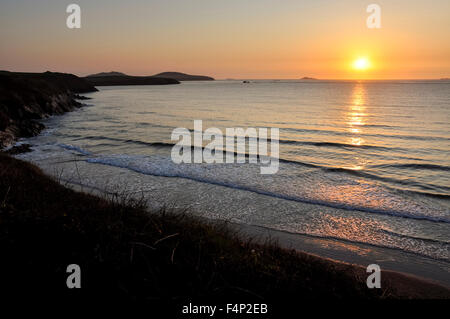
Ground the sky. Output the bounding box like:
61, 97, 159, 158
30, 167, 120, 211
0, 0, 449, 79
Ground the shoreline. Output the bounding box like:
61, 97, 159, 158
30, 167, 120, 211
233, 223, 450, 296
230, 222, 450, 289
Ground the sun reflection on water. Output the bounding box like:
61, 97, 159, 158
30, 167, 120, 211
344, 83, 368, 170
348, 83, 366, 139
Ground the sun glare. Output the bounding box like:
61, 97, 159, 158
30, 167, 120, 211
353, 57, 371, 71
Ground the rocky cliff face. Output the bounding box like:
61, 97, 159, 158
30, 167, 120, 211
0, 71, 97, 148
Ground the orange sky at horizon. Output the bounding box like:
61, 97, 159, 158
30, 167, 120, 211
0, 0, 449, 79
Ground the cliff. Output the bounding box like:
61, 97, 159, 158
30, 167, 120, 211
0, 71, 97, 148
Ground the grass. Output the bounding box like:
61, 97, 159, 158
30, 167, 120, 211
0, 153, 448, 307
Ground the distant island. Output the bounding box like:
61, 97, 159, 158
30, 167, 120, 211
86, 71, 128, 77
84, 73, 179, 86
84, 71, 214, 86
153, 72, 214, 81
300, 77, 318, 80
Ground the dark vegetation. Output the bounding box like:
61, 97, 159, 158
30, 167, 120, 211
0, 153, 448, 307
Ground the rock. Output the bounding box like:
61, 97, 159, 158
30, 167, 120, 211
4, 143, 32, 155
74, 94, 92, 100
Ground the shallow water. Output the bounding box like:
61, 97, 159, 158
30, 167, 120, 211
16, 80, 450, 266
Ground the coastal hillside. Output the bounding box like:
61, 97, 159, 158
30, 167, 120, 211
84, 74, 180, 86
1, 153, 448, 305
153, 71, 215, 81
0, 71, 97, 148
86, 71, 127, 77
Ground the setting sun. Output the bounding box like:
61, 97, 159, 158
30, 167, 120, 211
353, 58, 371, 71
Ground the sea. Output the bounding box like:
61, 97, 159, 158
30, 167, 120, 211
15, 80, 450, 284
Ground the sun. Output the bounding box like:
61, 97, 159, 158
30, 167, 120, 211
353, 57, 371, 71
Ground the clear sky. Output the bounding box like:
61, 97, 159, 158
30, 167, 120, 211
1, 0, 449, 79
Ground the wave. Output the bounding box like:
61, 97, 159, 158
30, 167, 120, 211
110, 134, 393, 151
55, 142, 449, 199
372, 163, 450, 172
379, 228, 450, 245
84, 154, 450, 224
320, 166, 450, 195
58, 135, 172, 148
282, 127, 450, 142
59, 131, 449, 157
57, 143, 92, 156
282, 140, 390, 150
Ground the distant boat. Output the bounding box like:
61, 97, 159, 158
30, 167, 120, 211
243, 80, 250, 83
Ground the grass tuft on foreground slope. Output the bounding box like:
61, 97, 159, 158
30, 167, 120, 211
0, 153, 448, 305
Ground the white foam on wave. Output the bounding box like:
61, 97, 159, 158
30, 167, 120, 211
57, 143, 92, 156
85, 153, 450, 224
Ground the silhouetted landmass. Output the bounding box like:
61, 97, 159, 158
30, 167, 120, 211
0, 71, 97, 148
300, 77, 317, 80
0, 153, 448, 305
86, 71, 128, 77
84, 75, 180, 86
84, 71, 213, 84
153, 72, 214, 81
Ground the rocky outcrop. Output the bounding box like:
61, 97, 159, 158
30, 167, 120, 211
0, 71, 97, 148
